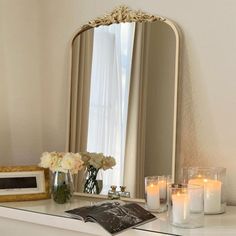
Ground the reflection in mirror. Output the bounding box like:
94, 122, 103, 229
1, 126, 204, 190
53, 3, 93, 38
87, 23, 135, 193
69, 15, 178, 199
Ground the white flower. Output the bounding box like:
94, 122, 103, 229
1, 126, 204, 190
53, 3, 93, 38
71, 153, 84, 174
50, 153, 63, 172
81, 153, 91, 166
61, 153, 76, 170
39, 151, 115, 174
59, 153, 84, 174
80, 152, 116, 171
39, 152, 53, 168
102, 156, 116, 170
88, 153, 104, 169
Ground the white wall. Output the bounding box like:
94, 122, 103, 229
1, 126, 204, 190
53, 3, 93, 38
1, 0, 236, 204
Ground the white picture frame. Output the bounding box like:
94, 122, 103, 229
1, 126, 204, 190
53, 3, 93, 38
0, 166, 50, 202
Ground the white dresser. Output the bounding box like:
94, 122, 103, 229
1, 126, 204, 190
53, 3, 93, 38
0, 197, 236, 236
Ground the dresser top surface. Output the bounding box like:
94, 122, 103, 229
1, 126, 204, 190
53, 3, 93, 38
0, 197, 236, 236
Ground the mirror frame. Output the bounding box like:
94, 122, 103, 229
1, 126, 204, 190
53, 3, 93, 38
67, 5, 180, 200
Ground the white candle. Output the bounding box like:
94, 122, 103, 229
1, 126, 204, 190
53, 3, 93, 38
189, 178, 222, 214
188, 185, 204, 212
204, 179, 221, 214
146, 184, 160, 210
172, 192, 190, 224
166, 176, 172, 204
158, 180, 167, 200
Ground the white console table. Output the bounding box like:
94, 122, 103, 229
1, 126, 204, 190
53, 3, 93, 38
0, 197, 236, 236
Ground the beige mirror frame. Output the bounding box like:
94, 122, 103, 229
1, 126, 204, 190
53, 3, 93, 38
67, 6, 180, 201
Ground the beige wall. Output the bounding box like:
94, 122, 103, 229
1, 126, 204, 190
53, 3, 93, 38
1, 0, 236, 204
0, 0, 69, 165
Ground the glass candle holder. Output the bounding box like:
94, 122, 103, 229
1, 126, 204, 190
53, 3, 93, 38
145, 176, 160, 212
166, 175, 173, 209
158, 176, 168, 212
167, 175, 173, 186
145, 176, 168, 212
168, 184, 204, 228
182, 167, 226, 214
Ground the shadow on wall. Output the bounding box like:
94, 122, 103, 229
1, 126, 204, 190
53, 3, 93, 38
175, 30, 221, 182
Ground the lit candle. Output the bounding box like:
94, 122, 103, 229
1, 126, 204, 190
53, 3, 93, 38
204, 179, 221, 214
189, 178, 222, 213
188, 176, 204, 186
146, 184, 160, 211
188, 185, 204, 212
172, 192, 190, 224
158, 180, 167, 200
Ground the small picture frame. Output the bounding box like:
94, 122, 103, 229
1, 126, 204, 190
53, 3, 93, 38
0, 165, 50, 202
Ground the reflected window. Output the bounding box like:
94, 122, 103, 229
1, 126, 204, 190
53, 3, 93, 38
87, 23, 135, 191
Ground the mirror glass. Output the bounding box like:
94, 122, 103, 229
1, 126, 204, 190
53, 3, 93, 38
70, 20, 178, 198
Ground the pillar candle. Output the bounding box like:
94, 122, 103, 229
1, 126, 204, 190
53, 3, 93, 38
146, 184, 160, 210
188, 186, 204, 212
204, 179, 221, 213
172, 193, 190, 224
189, 178, 222, 214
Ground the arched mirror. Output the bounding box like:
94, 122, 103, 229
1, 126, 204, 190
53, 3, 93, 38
68, 6, 180, 199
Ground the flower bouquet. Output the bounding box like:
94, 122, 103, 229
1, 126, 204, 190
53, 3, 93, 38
39, 152, 84, 203
80, 152, 116, 194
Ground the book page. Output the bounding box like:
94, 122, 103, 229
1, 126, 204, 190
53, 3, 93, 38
65, 201, 121, 221
88, 203, 156, 234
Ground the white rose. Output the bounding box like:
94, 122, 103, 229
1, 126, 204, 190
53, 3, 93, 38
88, 153, 104, 169
81, 153, 91, 166
72, 153, 84, 174
39, 152, 64, 172
39, 152, 53, 168
61, 153, 76, 170
51, 155, 62, 171
102, 156, 116, 170
60, 153, 84, 174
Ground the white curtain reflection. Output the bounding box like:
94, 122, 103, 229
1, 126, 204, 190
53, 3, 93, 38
87, 23, 135, 192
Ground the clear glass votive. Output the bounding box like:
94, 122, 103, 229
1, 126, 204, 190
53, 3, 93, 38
145, 176, 168, 212
168, 184, 204, 228
145, 176, 160, 212
166, 175, 173, 209
182, 167, 226, 214
158, 176, 168, 212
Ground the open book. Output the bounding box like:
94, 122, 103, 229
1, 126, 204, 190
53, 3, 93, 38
65, 201, 156, 235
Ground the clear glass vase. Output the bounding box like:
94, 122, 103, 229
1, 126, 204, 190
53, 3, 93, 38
83, 166, 103, 194
52, 171, 74, 204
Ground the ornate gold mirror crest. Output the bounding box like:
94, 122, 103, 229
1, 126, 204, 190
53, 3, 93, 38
76, 5, 166, 37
